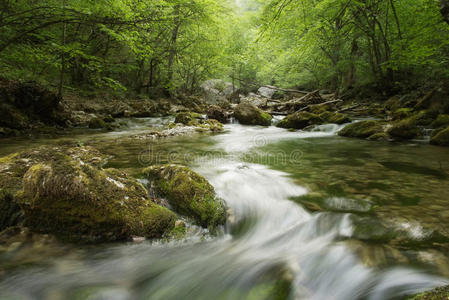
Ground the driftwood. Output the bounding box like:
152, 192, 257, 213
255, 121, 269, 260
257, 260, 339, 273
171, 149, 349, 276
297, 99, 343, 112
275, 90, 324, 112
269, 111, 288, 116
338, 104, 360, 113
230, 76, 309, 95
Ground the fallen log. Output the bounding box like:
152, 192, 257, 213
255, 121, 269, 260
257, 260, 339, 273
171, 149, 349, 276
230, 76, 309, 95
297, 99, 343, 112
338, 104, 361, 113
269, 111, 289, 116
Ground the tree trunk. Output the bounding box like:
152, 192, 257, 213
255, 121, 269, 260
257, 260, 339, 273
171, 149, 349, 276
441, 0, 449, 24
167, 4, 180, 87
58, 0, 67, 98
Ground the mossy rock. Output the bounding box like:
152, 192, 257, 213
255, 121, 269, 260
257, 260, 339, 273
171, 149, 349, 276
388, 117, 419, 140
175, 112, 203, 126
430, 126, 449, 146
88, 118, 107, 129
384, 96, 403, 111
0, 189, 22, 231
0, 146, 176, 242
414, 110, 438, 126
319, 111, 351, 124
196, 119, 224, 133
392, 108, 413, 120
367, 132, 390, 141
103, 115, 115, 123
143, 165, 226, 230
0, 127, 19, 137
431, 114, 449, 129
207, 105, 228, 123
408, 285, 449, 299
0, 104, 29, 130
338, 120, 385, 139
276, 112, 322, 129
234, 103, 272, 126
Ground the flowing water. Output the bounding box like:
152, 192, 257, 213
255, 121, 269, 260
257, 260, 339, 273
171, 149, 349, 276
1, 119, 449, 300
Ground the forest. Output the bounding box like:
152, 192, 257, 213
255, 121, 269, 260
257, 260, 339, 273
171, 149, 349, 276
1, 1, 449, 300
1, 0, 448, 97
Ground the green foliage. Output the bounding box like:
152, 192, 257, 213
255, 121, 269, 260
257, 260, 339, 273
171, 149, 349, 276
0, 0, 234, 96
1, 0, 448, 96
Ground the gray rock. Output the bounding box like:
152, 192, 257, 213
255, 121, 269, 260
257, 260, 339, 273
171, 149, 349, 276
258, 86, 277, 99
200, 79, 235, 105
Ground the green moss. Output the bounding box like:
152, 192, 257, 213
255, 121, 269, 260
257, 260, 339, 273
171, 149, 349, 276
431, 114, 449, 128
0, 189, 22, 231
175, 112, 203, 126
388, 117, 419, 139
384, 96, 402, 111
234, 103, 272, 126
308, 105, 328, 114
392, 108, 413, 120
408, 285, 449, 300
88, 118, 107, 129
196, 119, 224, 133
143, 165, 226, 230
103, 115, 115, 123
367, 132, 390, 141
414, 110, 438, 126
1, 146, 176, 242
166, 221, 187, 239
276, 112, 322, 129
338, 120, 385, 139
319, 111, 351, 124
430, 126, 449, 146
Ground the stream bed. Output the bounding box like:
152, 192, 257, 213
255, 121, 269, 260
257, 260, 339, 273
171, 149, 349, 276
0, 118, 449, 300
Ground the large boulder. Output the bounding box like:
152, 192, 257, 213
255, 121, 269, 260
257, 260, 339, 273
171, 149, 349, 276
430, 126, 449, 146
0, 78, 66, 130
143, 165, 226, 230
234, 103, 272, 126
174, 111, 224, 132
258, 86, 277, 99
318, 111, 351, 124
241, 93, 268, 108
387, 117, 419, 139
338, 120, 386, 139
174, 111, 204, 126
276, 112, 322, 129
0, 146, 176, 241
207, 105, 229, 123
200, 79, 234, 105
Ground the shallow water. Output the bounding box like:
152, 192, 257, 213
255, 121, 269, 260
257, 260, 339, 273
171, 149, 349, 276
1, 119, 449, 300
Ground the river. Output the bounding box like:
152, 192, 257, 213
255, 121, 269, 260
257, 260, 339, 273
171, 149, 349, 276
0, 118, 448, 300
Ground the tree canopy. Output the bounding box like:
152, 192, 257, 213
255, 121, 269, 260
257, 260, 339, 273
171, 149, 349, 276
0, 0, 448, 97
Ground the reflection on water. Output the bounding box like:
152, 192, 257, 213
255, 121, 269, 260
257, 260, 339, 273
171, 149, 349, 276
0, 120, 449, 299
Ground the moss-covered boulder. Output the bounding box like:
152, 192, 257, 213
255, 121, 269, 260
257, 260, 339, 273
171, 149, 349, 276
338, 120, 385, 139
408, 285, 449, 299
431, 114, 449, 128
143, 165, 226, 229
318, 111, 351, 124
175, 112, 203, 126
388, 117, 419, 139
207, 105, 228, 123
234, 103, 272, 126
0, 189, 22, 231
0, 146, 176, 241
276, 112, 322, 129
392, 108, 413, 120
430, 126, 449, 146
384, 96, 403, 112
88, 117, 107, 129
196, 119, 224, 133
